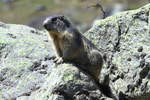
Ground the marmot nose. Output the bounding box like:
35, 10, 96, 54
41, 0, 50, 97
43, 16, 56, 29
43, 23, 48, 29
43, 23, 48, 30
43, 17, 54, 30
43, 18, 50, 28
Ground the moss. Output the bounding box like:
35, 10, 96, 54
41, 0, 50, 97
62, 71, 75, 81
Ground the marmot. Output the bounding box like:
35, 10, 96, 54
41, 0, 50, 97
43, 15, 116, 99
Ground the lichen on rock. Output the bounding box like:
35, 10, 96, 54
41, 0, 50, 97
0, 3, 150, 100
85, 3, 150, 100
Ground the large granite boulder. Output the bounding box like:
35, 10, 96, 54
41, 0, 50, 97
0, 3, 150, 100
85, 3, 150, 100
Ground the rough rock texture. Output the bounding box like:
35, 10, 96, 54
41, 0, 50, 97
0, 4, 150, 100
0, 22, 100, 100
85, 4, 150, 100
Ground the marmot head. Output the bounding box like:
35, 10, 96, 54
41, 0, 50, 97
43, 15, 71, 33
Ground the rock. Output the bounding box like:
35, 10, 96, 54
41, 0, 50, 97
0, 3, 150, 100
0, 24, 54, 99
85, 3, 150, 100
0, 23, 100, 100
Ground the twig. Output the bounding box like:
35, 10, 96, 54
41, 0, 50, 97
87, 0, 106, 18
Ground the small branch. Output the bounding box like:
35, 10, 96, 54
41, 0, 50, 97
87, 0, 106, 18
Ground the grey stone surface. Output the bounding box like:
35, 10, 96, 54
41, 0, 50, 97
0, 3, 150, 100
85, 3, 150, 100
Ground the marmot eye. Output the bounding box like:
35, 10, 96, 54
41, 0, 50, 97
51, 18, 57, 22
60, 17, 64, 20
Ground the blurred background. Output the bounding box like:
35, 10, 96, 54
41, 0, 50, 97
0, 0, 149, 31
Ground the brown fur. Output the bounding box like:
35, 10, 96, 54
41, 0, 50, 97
43, 15, 117, 99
